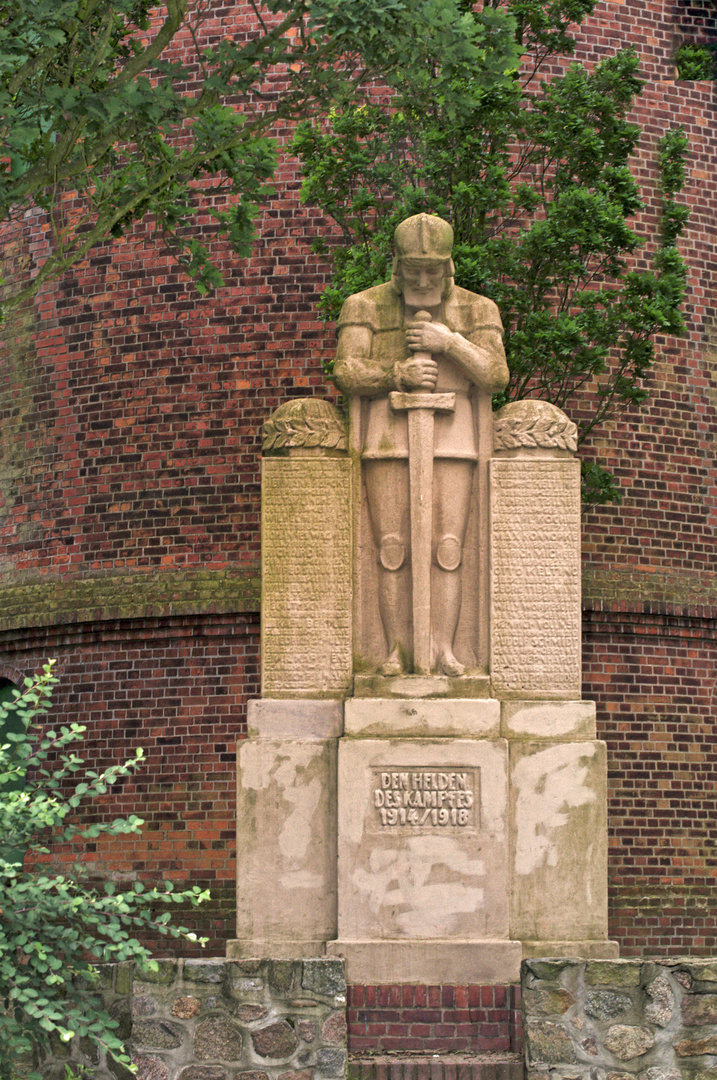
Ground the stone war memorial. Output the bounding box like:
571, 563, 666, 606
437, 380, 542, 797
230, 213, 619, 984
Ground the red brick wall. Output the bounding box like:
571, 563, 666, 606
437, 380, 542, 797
0, 0, 716, 996
0, 613, 259, 956
347, 984, 522, 1056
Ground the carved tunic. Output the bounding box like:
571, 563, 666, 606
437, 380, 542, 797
335, 282, 505, 460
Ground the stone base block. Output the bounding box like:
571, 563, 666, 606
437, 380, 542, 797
345, 697, 500, 738
521, 940, 620, 959
353, 674, 491, 699
326, 939, 523, 984
501, 700, 596, 740
226, 938, 328, 959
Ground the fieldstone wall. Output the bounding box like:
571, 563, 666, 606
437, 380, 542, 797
523, 957, 717, 1080
132, 959, 347, 1080
38, 959, 347, 1080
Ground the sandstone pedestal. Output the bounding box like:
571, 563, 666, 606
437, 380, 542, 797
235, 357, 618, 979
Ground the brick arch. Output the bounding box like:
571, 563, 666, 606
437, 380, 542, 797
0, 660, 27, 688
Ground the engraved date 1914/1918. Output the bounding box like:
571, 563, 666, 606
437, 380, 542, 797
372, 770, 476, 829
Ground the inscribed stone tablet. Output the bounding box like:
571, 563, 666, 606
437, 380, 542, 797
262, 458, 352, 696
490, 459, 581, 695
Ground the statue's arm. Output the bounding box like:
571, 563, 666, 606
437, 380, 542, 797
334, 324, 393, 396
445, 326, 509, 394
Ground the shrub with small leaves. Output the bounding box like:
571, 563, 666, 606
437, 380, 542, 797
0, 661, 209, 1080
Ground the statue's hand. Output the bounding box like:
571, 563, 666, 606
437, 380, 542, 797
405, 319, 452, 355
394, 355, 438, 391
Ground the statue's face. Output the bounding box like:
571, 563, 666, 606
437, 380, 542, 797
399, 259, 445, 308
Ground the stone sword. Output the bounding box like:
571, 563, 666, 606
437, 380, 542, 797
389, 311, 455, 674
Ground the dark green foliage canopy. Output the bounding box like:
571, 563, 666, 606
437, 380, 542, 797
0, 0, 519, 310
293, 0, 689, 503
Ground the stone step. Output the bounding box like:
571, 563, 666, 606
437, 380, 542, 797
348, 1053, 524, 1080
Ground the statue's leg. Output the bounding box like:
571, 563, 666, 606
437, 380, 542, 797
432, 459, 475, 676
364, 459, 410, 675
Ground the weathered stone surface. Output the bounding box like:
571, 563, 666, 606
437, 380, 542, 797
682, 965, 717, 984
277, 1071, 313, 1080
585, 962, 642, 988
491, 457, 581, 695
316, 1049, 347, 1077
585, 992, 633, 1021
524, 960, 575, 982
493, 399, 578, 453
674, 1035, 717, 1057
301, 961, 346, 999
639, 1068, 681, 1080
132, 996, 159, 1018
184, 961, 226, 984
178, 1068, 227, 1080
135, 961, 177, 986
173, 996, 203, 1019
236, 739, 337, 948
251, 1022, 299, 1060
233, 1072, 270, 1080
194, 1019, 243, 1062
235, 1005, 269, 1025
133, 1055, 170, 1080
133, 1020, 184, 1050
581, 1036, 598, 1056
321, 1013, 348, 1045
268, 961, 295, 994
604, 1026, 655, 1060
645, 976, 674, 1027
526, 1021, 578, 1064
524, 988, 575, 1016
262, 398, 347, 455
109, 998, 133, 1040
682, 995, 717, 1026
115, 962, 133, 996
296, 1021, 317, 1044
261, 456, 352, 696
510, 740, 608, 943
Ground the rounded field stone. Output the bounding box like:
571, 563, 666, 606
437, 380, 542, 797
321, 1012, 347, 1045
526, 1021, 577, 1065
604, 1025, 655, 1060
645, 976, 674, 1027
132, 996, 159, 1018
251, 1021, 299, 1060
316, 1048, 347, 1077
301, 961, 345, 999
195, 1019, 243, 1062
236, 1005, 269, 1025
173, 996, 203, 1019
585, 991, 632, 1020
133, 1056, 169, 1080
234, 1073, 270, 1080
681, 994, 717, 1026
525, 988, 575, 1016
178, 1069, 227, 1080
296, 1021, 316, 1044
133, 1020, 184, 1050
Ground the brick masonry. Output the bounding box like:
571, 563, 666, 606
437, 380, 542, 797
0, 0, 716, 1055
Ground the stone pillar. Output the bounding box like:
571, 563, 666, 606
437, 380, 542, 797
490, 399, 582, 698
228, 400, 350, 960
260, 399, 352, 699
491, 401, 618, 960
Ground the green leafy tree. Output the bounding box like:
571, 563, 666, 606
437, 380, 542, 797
0, 0, 519, 313
293, 0, 689, 504
0, 660, 209, 1080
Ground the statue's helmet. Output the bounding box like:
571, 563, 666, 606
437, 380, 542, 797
394, 214, 453, 262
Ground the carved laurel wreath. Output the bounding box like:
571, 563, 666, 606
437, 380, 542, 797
262, 414, 347, 452
494, 414, 578, 452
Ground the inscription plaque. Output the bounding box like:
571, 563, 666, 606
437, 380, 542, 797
369, 767, 478, 831
262, 458, 352, 696
490, 459, 581, 695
